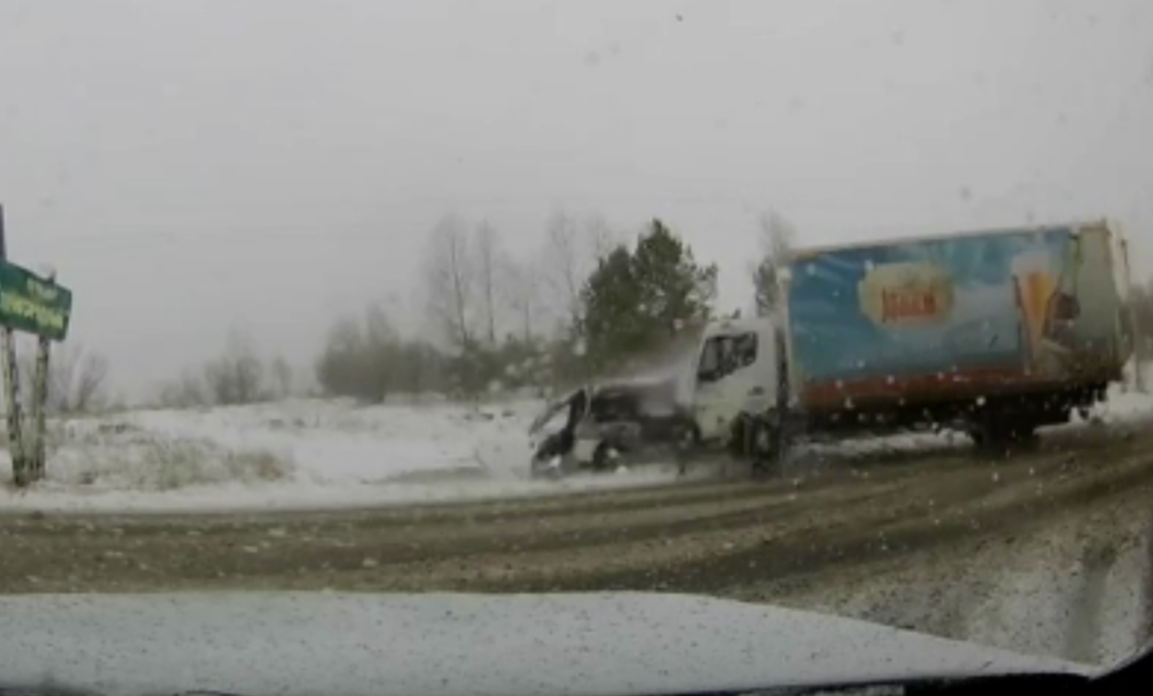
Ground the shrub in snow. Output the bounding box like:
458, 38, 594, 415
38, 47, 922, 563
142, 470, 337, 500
54, 437, 296, 491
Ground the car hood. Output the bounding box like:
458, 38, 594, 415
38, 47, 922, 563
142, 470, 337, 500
0, 592, 1091, 696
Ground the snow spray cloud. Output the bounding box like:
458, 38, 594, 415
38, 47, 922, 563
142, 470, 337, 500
596, 326, 705, 410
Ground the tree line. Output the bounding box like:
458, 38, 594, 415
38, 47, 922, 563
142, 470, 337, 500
138, 211, 721, 408
317, 214, 719, 402
41, 213, 1153, 412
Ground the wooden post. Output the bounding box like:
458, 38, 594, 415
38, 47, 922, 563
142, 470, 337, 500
0, 204, 28, 485
30, 294, 52, 481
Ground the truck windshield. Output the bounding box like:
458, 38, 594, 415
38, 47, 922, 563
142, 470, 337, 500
697, 332, 758, 383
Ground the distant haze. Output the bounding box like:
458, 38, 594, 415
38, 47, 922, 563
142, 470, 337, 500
2, 0, 1150, 399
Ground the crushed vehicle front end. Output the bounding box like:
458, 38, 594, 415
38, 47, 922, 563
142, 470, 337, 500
563, 377, 697, 473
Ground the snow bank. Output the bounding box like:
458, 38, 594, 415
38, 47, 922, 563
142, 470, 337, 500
1087, 383, 1153, 424
0, 398, 683, 513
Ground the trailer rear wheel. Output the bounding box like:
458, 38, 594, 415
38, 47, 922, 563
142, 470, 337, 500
748, 419, 784, 477
969, 417, 1039, 453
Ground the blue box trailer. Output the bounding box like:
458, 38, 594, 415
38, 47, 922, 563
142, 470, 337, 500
784, 221, 1130, 424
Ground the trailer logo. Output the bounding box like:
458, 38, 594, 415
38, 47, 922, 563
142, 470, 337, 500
881, 289, 938, 322
858, 262, 953, 326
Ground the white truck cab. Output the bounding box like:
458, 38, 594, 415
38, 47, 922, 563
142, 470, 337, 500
689, 315, 785, 444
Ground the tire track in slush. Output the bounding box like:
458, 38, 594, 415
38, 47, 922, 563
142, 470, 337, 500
345, 440, 1153, 594
0, 420, 1150, 595
625, 447, 1153, 598
0, 471, 912, 589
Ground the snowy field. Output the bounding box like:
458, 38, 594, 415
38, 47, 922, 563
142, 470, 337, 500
0, 397, 689, 513
3, 374, 1153, 513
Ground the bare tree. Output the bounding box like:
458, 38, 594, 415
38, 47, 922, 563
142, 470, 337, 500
315, 306, 451, 402
71, 350, 109, 413
271, 356, 293, 398
543, 211, 582, 329
424, 213, 476, 351
363, 302, 398, 347
582, 212, 619, 259
503, 258, 540, 343
203, 328, 266, 405
315, 316, 369, 400
25, 343, 111, 414
751, 209, 797, 316
156, 369, 208, 409
542, 210, 617, 331
475, 221, 503, 346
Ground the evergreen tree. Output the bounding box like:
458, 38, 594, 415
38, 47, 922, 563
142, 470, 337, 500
632, 219, 717, 337
580, 245, 641, 374
579, 219, 716, 375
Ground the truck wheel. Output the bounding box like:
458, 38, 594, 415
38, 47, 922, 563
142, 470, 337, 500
749, 420, 782, 477
591, 442, 615, 472
679, 423, 702, 448
530, 452, 572, 479
970, 418, 1038, 453
726, 418, 746, 460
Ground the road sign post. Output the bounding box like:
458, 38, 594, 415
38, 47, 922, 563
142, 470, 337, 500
28, 272, 57, 480
29, 333, 51, 480
0, 329, 25, 484
0, 204, 73, 486
0, 205, 28, 485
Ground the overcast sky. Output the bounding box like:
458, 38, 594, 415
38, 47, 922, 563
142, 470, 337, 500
2, 0, 1151, 400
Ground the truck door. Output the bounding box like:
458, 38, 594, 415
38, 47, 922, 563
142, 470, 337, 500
691, 327, 776, 442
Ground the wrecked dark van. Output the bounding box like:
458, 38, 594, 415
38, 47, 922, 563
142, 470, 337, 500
528, 377, 696, 476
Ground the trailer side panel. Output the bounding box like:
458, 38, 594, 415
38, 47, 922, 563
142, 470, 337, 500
787, 225, 1125, 409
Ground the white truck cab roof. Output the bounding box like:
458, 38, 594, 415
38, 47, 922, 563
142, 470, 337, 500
701, 313, 781, 339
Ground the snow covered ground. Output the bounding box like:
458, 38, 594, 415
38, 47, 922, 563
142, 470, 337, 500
0, 397, 685, 513
3, 373, 1153, 513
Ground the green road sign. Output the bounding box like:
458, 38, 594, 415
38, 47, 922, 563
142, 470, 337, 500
0, 261, 72, 341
